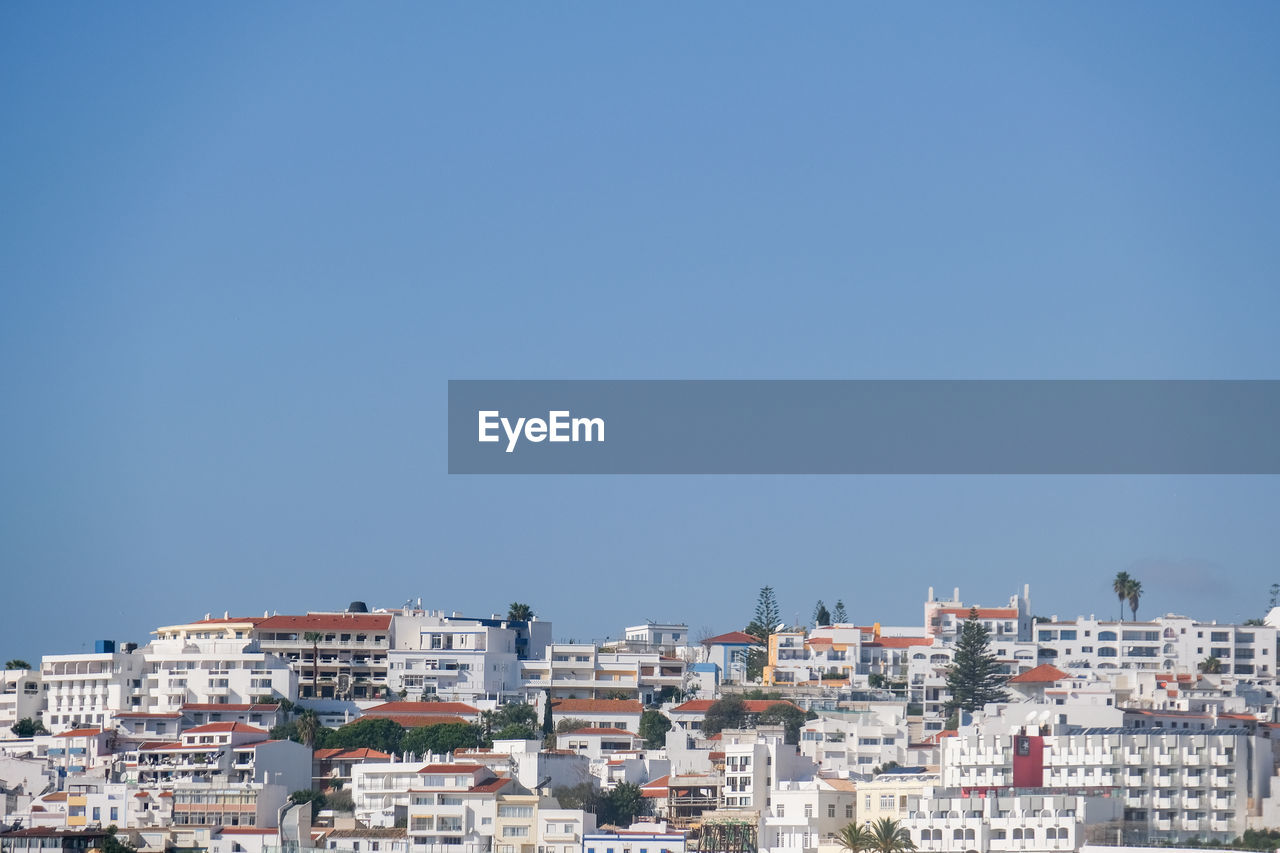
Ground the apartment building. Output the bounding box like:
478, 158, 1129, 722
131, 721, 309, 791
40, 643, 146, 732
166, 781, 291, 829
0, 668, 42, 732
923, 587, 1034, 644
254, 611, 393, 700
143, 618, 296, 709
492, 793, 541, 853
389, 613, 526, 702
902, 791, 1124, 853
620, 623, 691, 658
798, 707, 909, 775
406, 763, 512, 853
762, 778, 857, 853
353, 760, 435, 828
546, 699, 643, 733
720, 728, 817, 811
1033, 616, 1279, 678
520, 645, 684, 704
941, 724, 1268, 842
535, 807, 595, 853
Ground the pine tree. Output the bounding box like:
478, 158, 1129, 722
752, 586, 781, 635
944, 607, 1008, 713
832, 600, 848, 624
813, 600, 830, 627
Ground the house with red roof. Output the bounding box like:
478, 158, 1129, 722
557, 727, 643, 760
700, 632, 762, 687
254, 611, 394, 700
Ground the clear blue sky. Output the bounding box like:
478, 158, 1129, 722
3, 4, 1280, 662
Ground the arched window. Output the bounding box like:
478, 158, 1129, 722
1013, 829, 1023, 840
964, 829, 975, 841
932, 829, 942, 841
1164, 627, 1176, 638
1098, 631, 1117, 641
1025, 829, 1036, 841
953, 829, 964, 840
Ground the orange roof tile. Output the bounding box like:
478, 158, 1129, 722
184, 722, 268, 735
257, 613, 392, 632
673, 699, 801, 713
938, 608, 1017, 619
565, 727, 638, 737
55, 728, 103, 738
702, 631, 761, 646
365, 701, 479, 715
1009, 664, 1069, 684
551, 699, 643, 714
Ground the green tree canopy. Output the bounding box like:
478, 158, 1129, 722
813, 600, 830, 628
555, 717, 592, 734
11, 717, 48, 738
944, 608, 1008, 713
598, 782, 648, 827
639, 710, 672, 748
702, 696, 749, 736
402, 723, 488, 756
332, 717, 405, 753
1112, 571, 1133, 621
758, 702, 806, 744
832, 600, 848, 624
5, 659, 31, 670
507, 603, 534, 622
867, 817, 916, 853
836, 823, 873, 853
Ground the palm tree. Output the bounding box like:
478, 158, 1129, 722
5, 660, 31, 670
1112, 572, 1133, 621
1127, 580, 1143, 622
836, 823, 873, 853
507, 603, 534, 622
296, 709, 320, 748
303, 631, 323, 698
867, 817, 916, 853
1200, 656, 1223, 674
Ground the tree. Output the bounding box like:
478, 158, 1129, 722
555, 717, 591, 734
303, 631, 323, 698
325, 788, 354, 812
1200, 656, 1223, 674
1127, 579, 1143, 622
749, 586, 782, 637
100, 827, 136, 853
944, 608, 1008, 713
639, 710, 672, 748
836, 823, 873, 853
507, 603, 534, 622
702, 696, 749, 736
332, 717, 405, 753
4, 659, 31, 670
832, 600, 848, 624
758, 702, 806, 744
867, 817, 916, 853
296, 709, 321, 748
813, 600, 830, 628
10, 717, 48, 738
599, 782, 647, 827
1271, 583, 1280, 610
1112, 572, 1133, 621
541, 691, 554, 738
289, 789, 327, 811
554, 782, 600, 812
403, 723, 487, 756
493, 723, 538, 741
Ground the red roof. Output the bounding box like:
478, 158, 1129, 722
184, 722, 268, 735
641, 775, 670, 797
702, 631, 761, 646
469, 778, 511, 793
551, 699, 643, 714
365, 701, 479, 716
158, 792, 174, 798
186, 617, 266, 626
55, 728, 103, 738
257, 613, 392, 632
216, 828, 277, 835
1009, 664, 1070, 684
672, 699, 801, 713
365, 714, 469, 729
418, 763, 488, 774
565, 727, 638, 737
872, 637, 932, 648
314, 747, 393, 761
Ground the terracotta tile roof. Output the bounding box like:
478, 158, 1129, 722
870, 637, 932, 648
640, 775, 670, 797
115, 711, 184, 719
217, 828, 277, 835
1009, 664, 1069, 684
158, 792, 174, 798
184, 722, 268, 735
564, 727, 638, 737
551, 699, 643, 714
672, 699, 801, 713
702, 632, 761, 646
807, 637, 834, 644
418, 763, 488, 774
55, 728, 103, 738
257, 613, 392, 632
368, 714, 469, 729
365, 701, 479, 716
469, 778, 512, 793
187, 617, 266, 626
314, 747, 393, 761
42, 792, 68, 802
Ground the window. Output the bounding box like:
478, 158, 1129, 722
828, 804, 836, 818
846, 805, 854, 819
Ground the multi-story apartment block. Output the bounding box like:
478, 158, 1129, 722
1034, 616, 1279, 678
535, 806, 596, 853
798, 706, 909, 775
167, 781, 291, 829
720, 728, 817, 812
620, 624, 691, 658
40, 643, 146, 732
353, 760, 434, 828
130, 721, 309, 790
143, 618, 296, 710
924, 586, 1034, 644
492, 792, 541, 853
941, 724, 1268, 842
388, 613, 524, 702
545, 698, 643, 733
406, 763, 512, 853
0, 668, 42, 732
254, 611, 393, 700
762, 778, 857, 853
520, 645, 684, 704
902, 791, 1124, 853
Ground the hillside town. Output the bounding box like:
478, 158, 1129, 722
6, 581, 1280, 853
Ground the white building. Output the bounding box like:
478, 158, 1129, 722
389, 613, 526, 702
0, 668, 43, 732
40, 643, 146, 732
407, 763, 512, 853
798, 706, 909, 776
143, 618, 297, 710
254, 611, 394, 701
903, 791, 1124, 852
520, 646, 684, 704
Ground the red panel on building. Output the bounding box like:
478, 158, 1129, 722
1011, 735, 1044, 787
